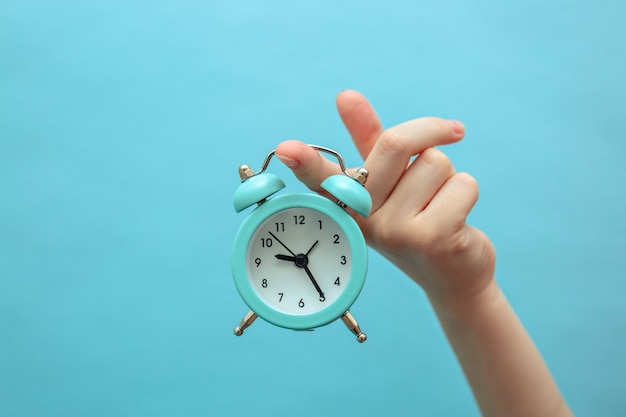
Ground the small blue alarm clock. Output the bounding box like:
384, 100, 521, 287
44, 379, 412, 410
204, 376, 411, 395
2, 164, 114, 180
231, 145, 372, 342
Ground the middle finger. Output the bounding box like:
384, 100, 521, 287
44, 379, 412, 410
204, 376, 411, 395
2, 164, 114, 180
363, 117, 464, 212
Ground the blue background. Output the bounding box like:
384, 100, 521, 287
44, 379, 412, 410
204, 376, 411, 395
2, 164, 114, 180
1, 1, 625, 416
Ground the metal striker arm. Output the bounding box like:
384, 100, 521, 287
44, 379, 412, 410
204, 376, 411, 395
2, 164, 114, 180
342, 310, 367, 343
234, 310, 258, 336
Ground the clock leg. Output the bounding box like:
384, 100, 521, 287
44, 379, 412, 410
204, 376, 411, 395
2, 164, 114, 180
234, 310, 258, 336
341, 310, 367, 343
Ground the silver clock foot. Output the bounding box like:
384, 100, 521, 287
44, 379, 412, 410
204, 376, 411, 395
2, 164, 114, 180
341, 310, 367, 343
234, 310, 258, 336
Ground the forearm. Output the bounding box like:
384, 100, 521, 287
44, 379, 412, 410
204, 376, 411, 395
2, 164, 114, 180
428, 280, 573, 417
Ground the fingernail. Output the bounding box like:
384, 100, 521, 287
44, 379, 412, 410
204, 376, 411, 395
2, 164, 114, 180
276, 154, 300, 169
447, 119, 465, 134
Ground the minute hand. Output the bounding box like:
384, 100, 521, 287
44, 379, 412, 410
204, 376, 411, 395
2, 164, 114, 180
268, 231, 296, 256
302, 264, 325, 299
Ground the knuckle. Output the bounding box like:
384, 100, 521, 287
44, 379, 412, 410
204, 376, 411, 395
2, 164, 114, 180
378, 128, 408, 155
449, 231, 472, 254
454, 172, 479, 193
455, 172, 478, 190
418, 147, 450, 169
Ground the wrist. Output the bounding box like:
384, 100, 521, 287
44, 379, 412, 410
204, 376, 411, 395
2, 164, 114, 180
426, 276, 501, 322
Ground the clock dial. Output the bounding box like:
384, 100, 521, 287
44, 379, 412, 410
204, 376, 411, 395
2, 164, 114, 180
246, 207, 352, 315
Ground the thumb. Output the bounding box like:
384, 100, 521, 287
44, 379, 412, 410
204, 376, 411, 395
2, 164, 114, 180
275, 140, 343, 194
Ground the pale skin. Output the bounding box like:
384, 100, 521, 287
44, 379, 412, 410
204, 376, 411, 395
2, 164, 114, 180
275, 90, 573, 417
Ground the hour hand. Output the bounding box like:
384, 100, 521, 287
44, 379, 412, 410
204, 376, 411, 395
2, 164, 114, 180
275, 254, 297, 262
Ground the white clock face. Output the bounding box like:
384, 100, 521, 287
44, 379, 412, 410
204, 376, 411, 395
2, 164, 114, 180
246, 207, 352, 315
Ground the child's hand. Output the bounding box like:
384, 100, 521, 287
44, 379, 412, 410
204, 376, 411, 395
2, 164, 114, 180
275, 90, 495, 306
277, 91, 573, 417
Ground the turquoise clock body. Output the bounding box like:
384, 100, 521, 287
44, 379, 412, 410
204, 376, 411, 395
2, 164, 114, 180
230, 145, 372, 341
231, 193, 368, 331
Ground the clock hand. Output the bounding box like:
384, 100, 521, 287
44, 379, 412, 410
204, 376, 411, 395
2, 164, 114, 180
303, 241, 324, 298
305, 240, 319, 256
268, 231, 296, 256
303, 264, 325, 300
275, 253, 309, 269
274, 252, 325, 299
275, 254, 297, 262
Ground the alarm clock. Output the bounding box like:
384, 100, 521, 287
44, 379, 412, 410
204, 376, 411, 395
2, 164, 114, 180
231, 145, 372, 342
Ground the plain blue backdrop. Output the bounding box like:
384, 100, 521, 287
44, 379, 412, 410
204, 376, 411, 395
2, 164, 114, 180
1, 1, 625, 416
